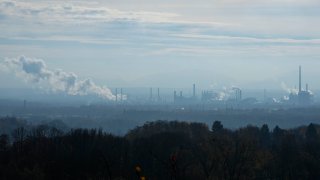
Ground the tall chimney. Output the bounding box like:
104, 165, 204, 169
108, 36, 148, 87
180, 91, 183, 97
306, 83, 308, 92
157, 88, 160, 101
193, 84, 196, 98
174, 90, 177, 103
299, 65, 302, 93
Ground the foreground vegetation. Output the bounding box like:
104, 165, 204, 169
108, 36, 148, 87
0, 117, 320, 179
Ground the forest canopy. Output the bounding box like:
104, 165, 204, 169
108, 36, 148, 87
0, 117, 320, 179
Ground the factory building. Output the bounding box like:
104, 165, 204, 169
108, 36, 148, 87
201, 90, 219, 102
289, 66, 313, 104
174, 84, 197, 104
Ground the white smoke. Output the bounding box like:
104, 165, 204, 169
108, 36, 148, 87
2, 56, 116, 100
217, 86, 237, 101
283, 96, 290, 101
217, 91, 227, 101
281, 82, 298, 95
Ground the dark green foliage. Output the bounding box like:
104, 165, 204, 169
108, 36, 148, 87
211, 120, 223, 133
0, 134, 8, 151
0, 118, 320, 179
306, 123, 318, 142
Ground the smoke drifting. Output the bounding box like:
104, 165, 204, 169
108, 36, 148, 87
2, 56, 115, 100
281, 82, 298, 95
217, 86, 237, 101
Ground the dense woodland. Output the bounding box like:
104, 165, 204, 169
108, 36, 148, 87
0, 117, 320, 179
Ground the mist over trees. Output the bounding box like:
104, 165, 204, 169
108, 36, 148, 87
3, 101, 320, 136
1, 117, 320, 180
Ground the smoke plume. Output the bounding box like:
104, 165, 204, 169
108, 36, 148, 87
2, 56, 116, 100
281, 82, 298, 95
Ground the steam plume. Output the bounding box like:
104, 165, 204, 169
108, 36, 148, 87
281, 82, 298, 95
2, 56, 115, 100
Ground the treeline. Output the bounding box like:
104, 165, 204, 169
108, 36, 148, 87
0, 119, 320, 179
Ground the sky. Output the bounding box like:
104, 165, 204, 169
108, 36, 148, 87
0, 0, 320, 93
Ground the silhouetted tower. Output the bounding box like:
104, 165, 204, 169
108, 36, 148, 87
306, 83, 309, 92
174, 90, 177, 103
180, 91, 183, 98
232, 87, 242, 101
299, 65, 302, 93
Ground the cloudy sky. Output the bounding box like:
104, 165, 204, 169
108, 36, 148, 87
0, 0, 320, 90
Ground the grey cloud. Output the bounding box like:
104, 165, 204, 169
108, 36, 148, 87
1, 1, 15, 7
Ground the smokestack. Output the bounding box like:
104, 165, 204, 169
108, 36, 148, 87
174, 90, 177, 103
180, 91, 183, 97
306, 83, 308, 92
299, 65, 302, 93
23, 100, 26, 109
157, 88, 160, 101
193, 84, 196, 98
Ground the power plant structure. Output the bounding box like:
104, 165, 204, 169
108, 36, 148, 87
288, 66, 313, 104
201, 90, 219, 102
148, 87, 162, 102
110, 66, 315, 107
174, 84, 197, 104
232, 87, 242, 101
172, 84, 243, 103
114, 88, 127, 103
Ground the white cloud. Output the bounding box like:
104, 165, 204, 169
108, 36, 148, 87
1, 56, 116, 100
174, 34, 320, 45
0, 0, 320, 90
0, 0, 180, 24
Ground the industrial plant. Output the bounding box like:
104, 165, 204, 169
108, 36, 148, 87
287, 66, 313, 105
106, 66, 315, 108
1, 65, 320, 139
